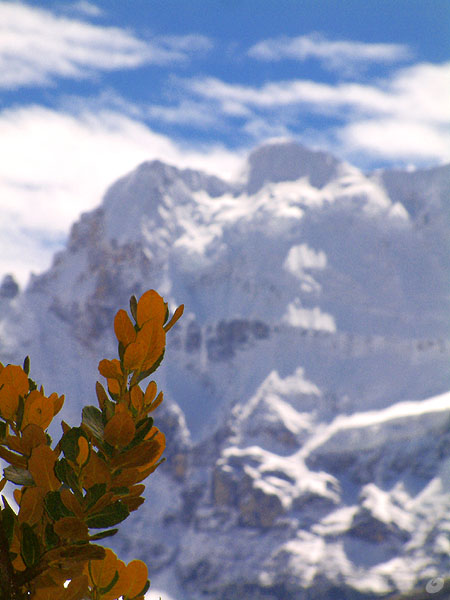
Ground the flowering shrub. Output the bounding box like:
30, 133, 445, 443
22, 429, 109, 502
0, 290, 183, 600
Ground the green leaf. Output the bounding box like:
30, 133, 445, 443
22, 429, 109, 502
15, 395, 24, 431
82, 406, 104, 440
54, 458, 81, 496
44, 523, 59, 549
86, 500, 129, 529
23, 356, 30, 375
61, 427, 89, 462
129, 295, 138, 322
131, 580, 150, 600
20, 523, 40, 568
110, 487, 129, 495
137, 350, 165, 382
88, 528, 118, 541
99, 569, 119, 595
125, 416, 154, 451
4, 465, 34, 486
44, 491, 74, 521
84, 483, 107, 512
1, 496, 15, 545
28, 377, 37, 392
59, 543, 105, 561
127, 341, 165, 389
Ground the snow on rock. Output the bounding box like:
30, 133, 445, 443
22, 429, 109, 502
1, 140, 450, 599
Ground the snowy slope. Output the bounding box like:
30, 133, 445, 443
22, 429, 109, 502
1, 141, 450, 599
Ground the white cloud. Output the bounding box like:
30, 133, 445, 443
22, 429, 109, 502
249, 33, 411, 74
282, 299, 336, 333
0, 2, 212, 89
186, 61, 450, 163
188, 62, 450, 123
70, 1, 103, 17
0, 105, 244, 286
146, 100, 219, 127
340, 119, 450, 162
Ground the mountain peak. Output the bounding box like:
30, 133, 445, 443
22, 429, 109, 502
245, 139, 343, 193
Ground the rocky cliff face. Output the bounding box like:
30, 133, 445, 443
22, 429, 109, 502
1, 141, 450, 599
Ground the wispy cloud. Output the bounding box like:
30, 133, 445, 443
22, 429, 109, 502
146, 100, 219, 128
69, 1, 103, 17
0, 2, 212, 89
249, 33, 412, 74
185, 61, 450, 163
0, 104, 243, 285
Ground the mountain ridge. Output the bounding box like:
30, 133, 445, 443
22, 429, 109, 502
1, 140, 450, 599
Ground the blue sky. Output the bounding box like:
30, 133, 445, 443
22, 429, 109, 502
0, 0, 449, 286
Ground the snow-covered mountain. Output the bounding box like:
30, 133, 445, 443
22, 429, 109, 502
1, 140, 450, 599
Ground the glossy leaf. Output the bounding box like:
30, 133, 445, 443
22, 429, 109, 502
28, 444, 60, 492
49, 392, 64, 416
0, 364, 29, 396
44, 523, 59, 550
88, 528, 118, 541
21, 423, 47, 455
54, 517, 89, 541
123, 496, 145, 512
136, 290, 166, 327
23, 355, 30, 375
107, 377, 121, 396
122, 559, 148, 599
104, 411, 136, 448
82, 405, 103, 440
147, 391, 164, 413
61, 427, 89, 463
22, 390, 54, 430
99, 569, 120, 595
4, 464, 35, 486
129, 295, 138, 322
76, 435, 90, 467
143, 380, 157, 404
130, 385, 143, 412
18, 486, 45, 525
84, 483, 107, 511
55, 458, 80, 494
45, 491, 74, 521
0, 444, 27, 468
98, 359, 122, 380
20, 522, 40, 568
126, 417, 153, 450
60, 488, 84, 519
82, 451, 111, 488
111, 467, 140, 488
86, 500, 129, 528
56, 542, 105, 562
135, 350, 165, 383
87, 547, 120, 589
95, 382, 108, 411
123, 341, 146, 371
164, 303, 184, 332
85, 491, 114, 517
114, 309, 136, 347
139, 320, 166, 371
0, 383, 19, 421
